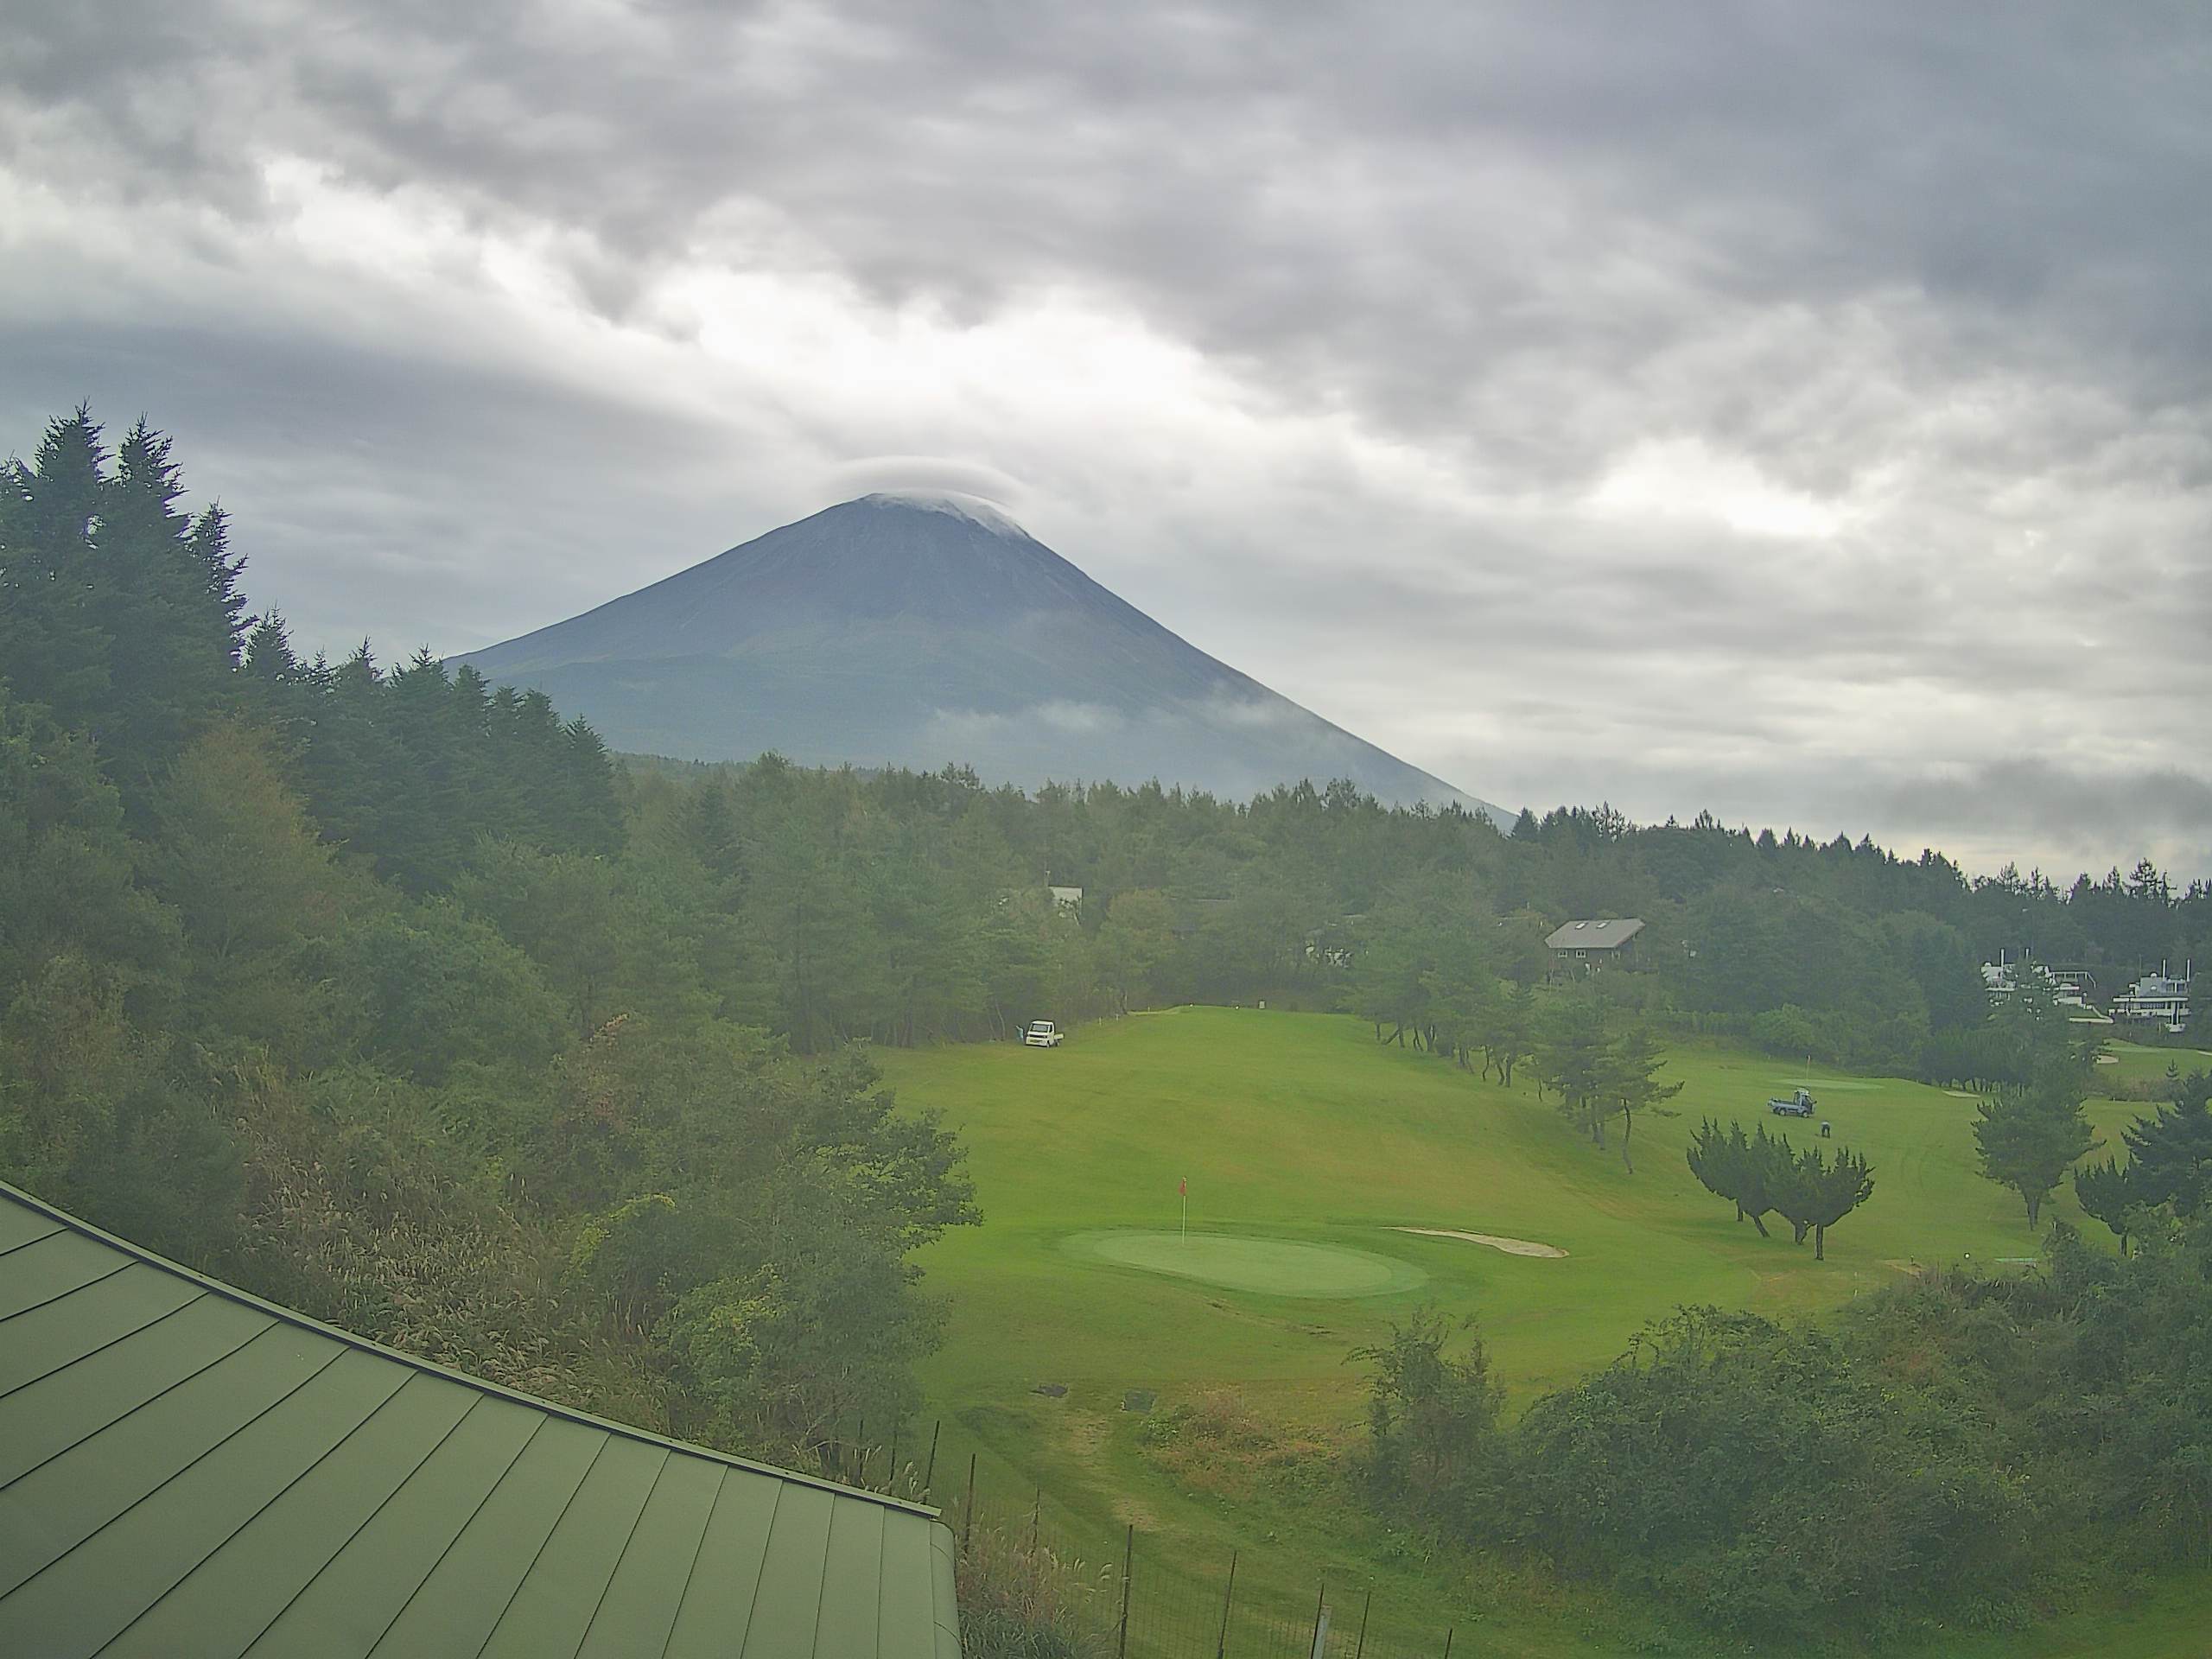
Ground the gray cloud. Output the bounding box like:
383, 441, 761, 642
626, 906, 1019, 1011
2, 0, 2208, 876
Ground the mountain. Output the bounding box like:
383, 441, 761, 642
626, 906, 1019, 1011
454, 493, 1505, 818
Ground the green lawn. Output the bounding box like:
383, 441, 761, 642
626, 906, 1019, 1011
875, 1008, 2212, 1656
2097, 1038, 2212, 1093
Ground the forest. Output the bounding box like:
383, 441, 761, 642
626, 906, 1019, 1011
3, 411, 2209, 1631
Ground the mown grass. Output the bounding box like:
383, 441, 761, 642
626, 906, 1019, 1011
877, 1007, 2212, 1656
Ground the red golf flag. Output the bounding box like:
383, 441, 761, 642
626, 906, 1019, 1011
1179, 1178, 1186, 1197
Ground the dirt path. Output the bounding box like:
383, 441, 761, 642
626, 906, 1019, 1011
1392, 1227, 1567, 1258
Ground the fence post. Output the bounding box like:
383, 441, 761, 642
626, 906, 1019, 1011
1215, 1549, 1238, 1659
1116, 1523, 1134, 1658
1307, 1580, 1327, 1659
1354, 1587, 1371, 1659
961, 1453, 976, 1554
887, 1427, 899, 1494
855, 1416, 864, 1487
923, 1420, 941, 1501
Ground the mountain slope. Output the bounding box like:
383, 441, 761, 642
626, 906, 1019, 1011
455, 493, 1503, 817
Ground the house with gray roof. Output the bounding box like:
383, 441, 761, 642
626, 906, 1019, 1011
1545, 917, 1646, 976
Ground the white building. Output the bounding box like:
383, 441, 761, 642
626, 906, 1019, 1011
2112, 969, 2193, 1033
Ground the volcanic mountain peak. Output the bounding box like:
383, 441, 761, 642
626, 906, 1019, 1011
856, 488, 1029, 537
456, 496, 1506, 820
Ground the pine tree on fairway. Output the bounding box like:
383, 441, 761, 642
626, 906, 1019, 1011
2120, 1094, 2212, 1217
1600, 1023, 1681, 1173
1770, 1141, 1876, 1258
1974, 1077, 2098, 1228
1535, 995, 1613, 1145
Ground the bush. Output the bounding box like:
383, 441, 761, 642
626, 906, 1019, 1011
955, 1522, 1116, 1658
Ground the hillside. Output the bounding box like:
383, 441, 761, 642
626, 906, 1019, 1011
455, 493, 1505, 816
875, 1008, 2203, 1657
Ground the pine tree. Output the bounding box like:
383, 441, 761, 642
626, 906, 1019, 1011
2073, 1155, 2140, 1253
1974, 1076, 2098, 1228
0, 408, 112, 725
2120, 1095, 2212, 1218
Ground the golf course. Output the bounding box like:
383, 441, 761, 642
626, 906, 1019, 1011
876, 1007, 2212, 1656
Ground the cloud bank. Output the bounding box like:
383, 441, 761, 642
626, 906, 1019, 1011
3, 0, 2206, 875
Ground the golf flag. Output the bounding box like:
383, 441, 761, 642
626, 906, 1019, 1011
1179, 1178, 1186, 1197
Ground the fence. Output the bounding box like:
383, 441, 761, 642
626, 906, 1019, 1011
824, 1422, 1461, 1659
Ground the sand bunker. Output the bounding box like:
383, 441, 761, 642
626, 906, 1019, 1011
1394, 1227, 1567, 1258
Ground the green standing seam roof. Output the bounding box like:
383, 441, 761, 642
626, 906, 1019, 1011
0, 1180, 963, 1659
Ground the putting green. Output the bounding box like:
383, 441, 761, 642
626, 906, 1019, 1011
1062, 1230, 1427, 1298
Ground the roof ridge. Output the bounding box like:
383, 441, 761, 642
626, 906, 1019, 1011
0, 1179, 940, 1521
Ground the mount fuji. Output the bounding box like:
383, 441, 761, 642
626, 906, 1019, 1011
455, 493, 1503, 819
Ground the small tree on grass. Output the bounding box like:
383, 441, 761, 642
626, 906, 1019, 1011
1535, 994, 1614, 1146
1600, 1024, 1682, 1174
1974, 1076, 2098, 1228
2121, 1093, 2212, 1218
1688, 1118, 1745, 1221
1481, 982, 1537, 1087
1687, 1118, 1789, 1237
1771, 1141, 1876, 1259
1690, 1122, 1870, 1254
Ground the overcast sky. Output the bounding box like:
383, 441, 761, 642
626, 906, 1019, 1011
5, 1, 2209, 880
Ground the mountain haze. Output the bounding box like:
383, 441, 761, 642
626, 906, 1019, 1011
456, 493, 1503, 817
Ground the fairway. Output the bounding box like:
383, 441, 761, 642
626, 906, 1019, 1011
875, 1007, 2212, 1656
1065, 1229, 1427, 1296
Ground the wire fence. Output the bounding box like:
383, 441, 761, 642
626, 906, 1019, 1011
826, 1422, 1462, 1659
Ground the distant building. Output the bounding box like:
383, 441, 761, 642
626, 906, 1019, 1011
1546, 917, 1645, 975
2112, 969, 2193, 1033
1048, 885, 1084, 912
1982, 955, 2113, 1023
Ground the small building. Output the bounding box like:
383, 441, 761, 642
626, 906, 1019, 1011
2112, 969, 2193, 1033
1545, 917, 1645, 976
0, 1179, 961, 1658
1047, 885, 1084, 912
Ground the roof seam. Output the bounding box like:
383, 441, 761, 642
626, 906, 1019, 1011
733, 1464, 785, 1656
89, 1355, 416, 1659
0, 1255, 136, 1334
0, 1180, 937, 1520
6, 1339, 348, 1615
570, 1446, 674, 1659
0, 1273, 190, 1401
466, 1431, 614, 1659
235, 1386, 490, 1658
0, 1221, 63, 1261
1, 1302, 274, 1493
363, 1411, 552, 1659
659, 1465, 729, 1659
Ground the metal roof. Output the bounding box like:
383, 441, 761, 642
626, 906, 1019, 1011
1543, 918, 1646, 951
0, 1179, 959, 1659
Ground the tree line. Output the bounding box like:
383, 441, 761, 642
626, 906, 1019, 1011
0, 410, 976, 1472
1357, 1204, 2212, 1644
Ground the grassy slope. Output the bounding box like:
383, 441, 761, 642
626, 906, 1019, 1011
877, 1008, 2210, 1656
